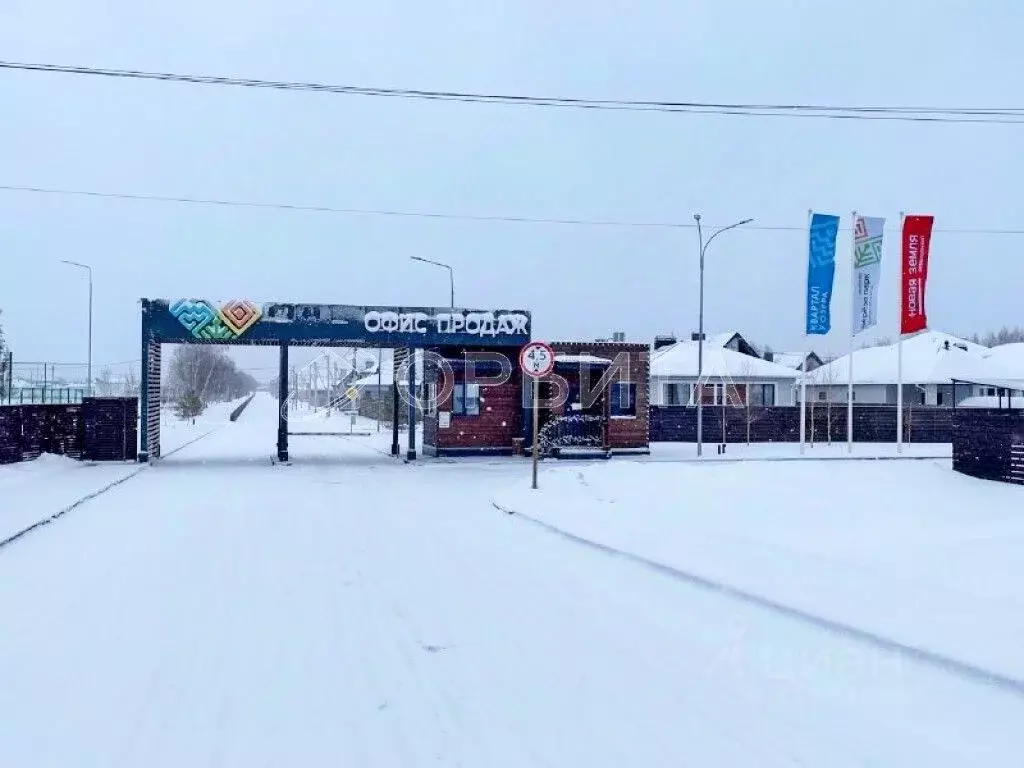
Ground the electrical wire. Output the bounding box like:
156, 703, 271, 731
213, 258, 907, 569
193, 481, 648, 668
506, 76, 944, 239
2, 183, 1024, 235
2, 60, 1024, 125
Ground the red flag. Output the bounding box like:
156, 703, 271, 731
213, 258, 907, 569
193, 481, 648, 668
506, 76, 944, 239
901, 215, 934, 335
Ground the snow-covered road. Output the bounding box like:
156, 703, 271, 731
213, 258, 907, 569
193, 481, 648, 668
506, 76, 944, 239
1, 394, 1022, 766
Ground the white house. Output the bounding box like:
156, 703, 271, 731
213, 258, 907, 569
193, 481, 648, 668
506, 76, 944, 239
801, 331, 989, 406
650, 338, 799, 406
952, 342, 1024, 403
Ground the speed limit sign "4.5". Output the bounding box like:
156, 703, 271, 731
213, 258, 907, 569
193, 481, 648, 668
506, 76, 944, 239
519, 341, 555, 379
521, 341, 554, 490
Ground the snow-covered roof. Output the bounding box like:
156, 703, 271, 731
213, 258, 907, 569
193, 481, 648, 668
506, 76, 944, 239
708, 331, 741, 348
554, 354, 612, 365
804, 331, 988, 386
954, 343, 1024, 388
650, 341, 799, 380
771, 353, 807, 370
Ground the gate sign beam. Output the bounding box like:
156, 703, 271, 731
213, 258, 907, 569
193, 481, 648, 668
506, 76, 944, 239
139, 298, 532, 463
142, 299, 531, 347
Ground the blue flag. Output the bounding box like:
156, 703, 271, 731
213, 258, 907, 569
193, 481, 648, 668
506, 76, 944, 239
806, 213, 840, 335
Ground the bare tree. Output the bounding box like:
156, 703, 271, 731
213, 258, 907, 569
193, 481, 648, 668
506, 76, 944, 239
736, 358, 760, 445
973, 326, 1024, 347
167, 346, 255, 418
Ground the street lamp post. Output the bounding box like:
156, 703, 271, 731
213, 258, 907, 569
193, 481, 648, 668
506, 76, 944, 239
61, 260, 93, 397
410, 256, 455, 308
693, 216, 753, 457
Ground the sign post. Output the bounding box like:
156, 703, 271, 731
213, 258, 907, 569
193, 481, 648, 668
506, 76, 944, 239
520, 341, 555, 490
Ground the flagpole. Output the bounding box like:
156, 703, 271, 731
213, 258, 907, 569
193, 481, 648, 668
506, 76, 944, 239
897, 211, 906, 454
848, 210, 857, 454
800, 209, 811, 456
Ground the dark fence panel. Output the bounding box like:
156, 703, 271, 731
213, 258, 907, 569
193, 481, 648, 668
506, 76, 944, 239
0, 397, 137, 464
952, 408, 1024, 484
82, 398, 138, 461
650, 405, 955, 444
0, 407, 23, 464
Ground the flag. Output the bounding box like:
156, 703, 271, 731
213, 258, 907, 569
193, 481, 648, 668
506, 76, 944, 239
852, 215, 885, 334
806, 212, 840, 335
901, 215, 934, 334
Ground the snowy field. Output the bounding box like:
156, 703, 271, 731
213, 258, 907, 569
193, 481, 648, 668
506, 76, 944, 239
1, 392, 1022, 766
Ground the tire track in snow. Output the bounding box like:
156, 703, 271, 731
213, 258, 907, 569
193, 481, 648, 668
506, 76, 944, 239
0, 428, 218, 552
494, 501, 1024, 700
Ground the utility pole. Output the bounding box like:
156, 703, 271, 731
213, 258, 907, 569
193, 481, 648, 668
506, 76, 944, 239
692, 214, 753, 457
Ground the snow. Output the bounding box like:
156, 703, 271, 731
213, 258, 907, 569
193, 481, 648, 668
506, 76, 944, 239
553, 353, 612, 365
496, 459, 1024, 682
957, 395, 1023, 408
954, 342, 1024, 390
2, 393, 1023, 766
651, 340, 799, 380
0, 396, 251, 543
806, 330, 988, 385
769, 351, 806, 369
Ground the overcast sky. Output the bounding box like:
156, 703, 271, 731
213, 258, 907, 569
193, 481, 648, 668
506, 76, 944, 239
1, 1, 1021, 379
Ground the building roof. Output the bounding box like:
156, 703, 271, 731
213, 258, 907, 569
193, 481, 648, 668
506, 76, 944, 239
554, 354, 613, 365
950, 342, 1024, 389
771, 352, 808, 370
650, 340, 800, 380
804, 331, 988, 386
707, 331, 741, 348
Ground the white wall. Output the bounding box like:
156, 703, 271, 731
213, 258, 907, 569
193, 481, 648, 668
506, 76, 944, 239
651, 377, 792, 406
803, 384, 889, 404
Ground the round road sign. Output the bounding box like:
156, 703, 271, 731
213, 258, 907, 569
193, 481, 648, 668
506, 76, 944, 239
520, 341, 555, 379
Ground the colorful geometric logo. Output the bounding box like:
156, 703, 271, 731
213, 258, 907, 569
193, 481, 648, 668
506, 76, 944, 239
169, 299, 263, 340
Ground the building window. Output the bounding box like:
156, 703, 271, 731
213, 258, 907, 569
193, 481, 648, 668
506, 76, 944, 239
611, 382, 637, 416
750, 383, 776, 406
663, 382, 689, 405
987, 387, 996, 397
817, 390, 827, 401
451, 383, 481, 416
937, 390, 944, 406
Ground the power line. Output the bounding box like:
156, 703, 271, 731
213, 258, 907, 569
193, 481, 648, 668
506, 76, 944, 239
2, 60, 1024, 125
3, 183, 1023, 235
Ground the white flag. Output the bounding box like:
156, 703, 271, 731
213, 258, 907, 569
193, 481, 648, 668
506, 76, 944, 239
852, 215, 885, 334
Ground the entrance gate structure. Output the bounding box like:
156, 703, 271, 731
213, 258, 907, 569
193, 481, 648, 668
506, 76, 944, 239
139, 299, 531, 462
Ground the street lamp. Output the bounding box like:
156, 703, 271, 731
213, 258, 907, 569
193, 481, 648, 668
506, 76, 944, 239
410, 256, 455, 308
60, 260, 93, 397
693, 215, 753, 457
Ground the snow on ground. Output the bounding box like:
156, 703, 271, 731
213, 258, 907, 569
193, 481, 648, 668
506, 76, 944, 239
0, 395, 252, 542
497, 458, 1024, 681
1, 393, 1023, 766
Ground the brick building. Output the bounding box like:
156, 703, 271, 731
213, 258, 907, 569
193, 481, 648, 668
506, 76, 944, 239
421, 341, 649, 457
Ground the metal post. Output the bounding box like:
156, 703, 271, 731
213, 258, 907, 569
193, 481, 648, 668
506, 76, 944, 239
391, 350, 401, 456
139, 339, 149, 462
410, 256, 455, 308
377, 347, 382, 432
692, 215, 752, 457
407, 347, 417, 461
531, 377, 540, 489
277, 344, 289, 463
695, 214, 705, 457
87, 270, 93, 396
